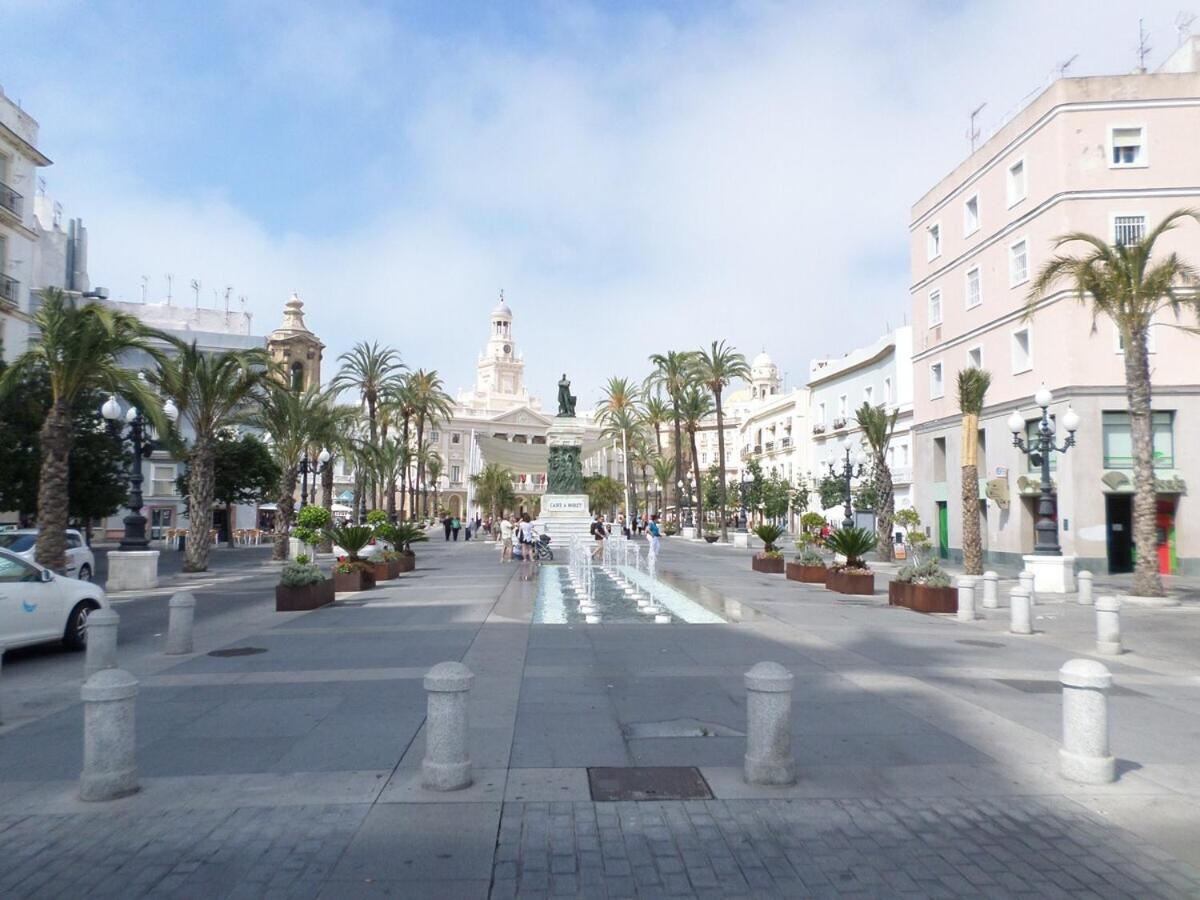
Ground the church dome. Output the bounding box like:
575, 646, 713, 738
752, 350, 774, 370
491, 292, 512, 319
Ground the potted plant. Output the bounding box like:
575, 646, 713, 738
290, 505, 331, 560
324, 524, 377, 592
275, 555, 335, 611
663, 521, 680, 537
703, 524, 719, 544
786, 533, 827, 584
751, 523, 786, 573
890, 560, 956, 613
377, 522, 428, 572
825, 527, 876, 595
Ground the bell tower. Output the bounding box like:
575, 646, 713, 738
267, 292, 324, 391
474, 291, 527, 402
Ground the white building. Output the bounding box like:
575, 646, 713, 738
807, 326, 914, 526
0, 85, 53, 361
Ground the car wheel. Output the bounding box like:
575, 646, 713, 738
78, 564, 92, 582
63, 601, 97, 651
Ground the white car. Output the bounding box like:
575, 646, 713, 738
0, 529, 96, 581
0, 548, 109, 651
332, 538, 392, 561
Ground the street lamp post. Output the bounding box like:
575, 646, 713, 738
827, 444, 865, 531
1008, 385, 1079, 555
738, 474, 750, 532
298, 448, 331, 509
102, 393, 178, 551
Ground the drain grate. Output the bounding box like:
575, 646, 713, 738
956, 639, 1005, 648
588, 767, 713, 801
993, 678, 1143, 697
207, 647, 268, 658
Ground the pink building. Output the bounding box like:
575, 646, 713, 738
910, 38, 1200, 576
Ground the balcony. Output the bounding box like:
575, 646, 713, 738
890, 465, 913, 484
781, 436, 792, 449
0, 274, 18, 309
811, 423, 826, 434
0, 181, 21, 222
832, 416, 848, 430
764, 440, 775, 452
512, 480, 546, 494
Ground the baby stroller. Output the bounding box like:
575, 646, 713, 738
532, 530, 554, 561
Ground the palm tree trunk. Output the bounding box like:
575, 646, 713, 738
960, 411, 982, 575
689, 432, 703, 528
875, 458, 896, 562
35, 403, 72, 571
319, 463, 334, 552
401, 416, 412, 520
714, 390, 729, 542
273, 466, 298, 561
184, 443, 215, 572
1125, 334, 1164, 596
672, 405, 683, 523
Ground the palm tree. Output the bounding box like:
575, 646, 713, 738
305, 401, 360, 546
678, 386, 714, 528
650, 455, 676, 515
250, 384, 330, 560
426, 454, 443, 515
955, 369, 992, 575
641, 393, 670, 458
854, 402, 900, 562
692, 340, 750, 542
0, 289, 169, 570
385, 374, 418, 518
646, 350, 694, 521
471, 463, 515, 520
1029, 209, 1200, 596
151, 343, 275, 572
408, 369, 453, 518
629, 431, 654, 517
596, 376, 642, 519
331, 342, 405, 511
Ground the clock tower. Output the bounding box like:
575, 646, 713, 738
466, 291, 532, 411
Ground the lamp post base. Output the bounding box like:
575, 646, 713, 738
731, 531, 749, 549
105, 551, 160, 592
1022, 554, 1076, 595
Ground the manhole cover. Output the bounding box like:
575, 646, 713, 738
588, 767, 713, 801
993, 678, 1142, 697
956, 639, 1005, 648
207, 647, 268, 657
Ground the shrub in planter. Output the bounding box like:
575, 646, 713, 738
825, 527, 875, 595
891, 560, 955, 612
276, 559, 334, 611
786, 545, 827, 584
703, 526, 719, 544
376, 523, 427, 571
751, 524, 786, 573
333, 559, 376, 592
663, 522, 680, 537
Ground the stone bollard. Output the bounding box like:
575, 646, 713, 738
1019, 570, 1037, 606
1077, 571, 1094, 606
982, 571, 999, 609
743, 662, 795, 785
79, 668, 139, 801
422, 661, 473, 791
165, 592, 196, 655
956, 577, 977, 622
1058, 659, 1116, 784
1095, 596, 1122, 655
84, 608, 120, 679
1009, 587, 1033, 634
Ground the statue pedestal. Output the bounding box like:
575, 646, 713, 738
539, 418, 593, 546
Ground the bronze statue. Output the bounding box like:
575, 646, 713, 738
556, 373, 577, 418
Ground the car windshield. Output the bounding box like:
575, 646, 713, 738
0, 533, 36, 552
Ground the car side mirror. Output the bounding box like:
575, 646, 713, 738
41, 569, 53, 583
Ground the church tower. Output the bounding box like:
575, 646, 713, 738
267, 293, 324, 391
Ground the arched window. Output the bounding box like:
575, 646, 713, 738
290, 362, 304, 392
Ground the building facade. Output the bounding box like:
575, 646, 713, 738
910, 38, 1200, 573
808, 327, 915, 526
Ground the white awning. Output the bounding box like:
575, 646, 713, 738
331, 503, 353, 513
476, 435, 610, 472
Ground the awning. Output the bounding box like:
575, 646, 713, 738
331, 503, 353, 513
337, 490, 355, 502
476, 435, 611, 471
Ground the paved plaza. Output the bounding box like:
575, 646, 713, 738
1, 537, 1199, 898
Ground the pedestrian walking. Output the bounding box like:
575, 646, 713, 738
442, 515, 452, 541
647, 513, 661, 560
590, 512, 607, 560
451, 516, 461, 541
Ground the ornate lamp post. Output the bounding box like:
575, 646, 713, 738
297, 448, 331, 509
827, 443, 865, 531
1007, 385, 1079, 555
101, 392, 178, 551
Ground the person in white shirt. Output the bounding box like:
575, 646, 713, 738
499, 517, 514, 562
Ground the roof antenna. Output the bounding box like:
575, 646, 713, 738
1056, 54, 1078, 79
1136, 18, 1151, 72
1176, 12, 1196, 46
967, 102, 987, 152
190, 278, 201, 308
165, 274, 173, 305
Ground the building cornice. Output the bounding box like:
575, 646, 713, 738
0, 122, 52, 166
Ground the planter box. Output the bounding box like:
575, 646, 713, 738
703, 534, 719, 544
826, 569, 875, 595
752, 556, 785, 574
909, 583, 958, 614
396, 554, 415, 573
334, 569, 376, 593
786, 563, 827, 584
888, 581, 911, 607
369, 560, 399, 582
275, 578, 335, 612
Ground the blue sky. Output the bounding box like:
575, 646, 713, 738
1, 0, 1190, 406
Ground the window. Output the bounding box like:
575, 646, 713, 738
883, 377, 892, 404
151, 464, 177, 497
451, 465, 461, 483
967, 345, 983, 369
1110, 126, 1145, 167
1114, 214, 1145, 247
1007, 159, 1027, 206
1009, 239, 1028, 286
1011, 328, 1032, 373
817, 402, 826, 425
1102, 411, 1174, 469
964, 194, 979, 235
863, 385, 873, 406
933, 437, 947, 481
926, 222, 942, 260
966, 266, 982, 309
429, 430, 440, 442
837, 394, 847, 418
451, 432, 461, 444
1025, 417, 1058, 472
928, 288, 943, 326
929, 361, 944, 399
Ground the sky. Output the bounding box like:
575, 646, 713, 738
1, 0, 1194, 409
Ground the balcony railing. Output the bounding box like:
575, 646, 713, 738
0, 274, 18, 308
512, 480, 546, 494
832, 416, 848, 430
764, 440, 774, 452
0, 181, 22, 219
890, 465, 913, 484
781, 436, 792, 448
811, 424, 826, 434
